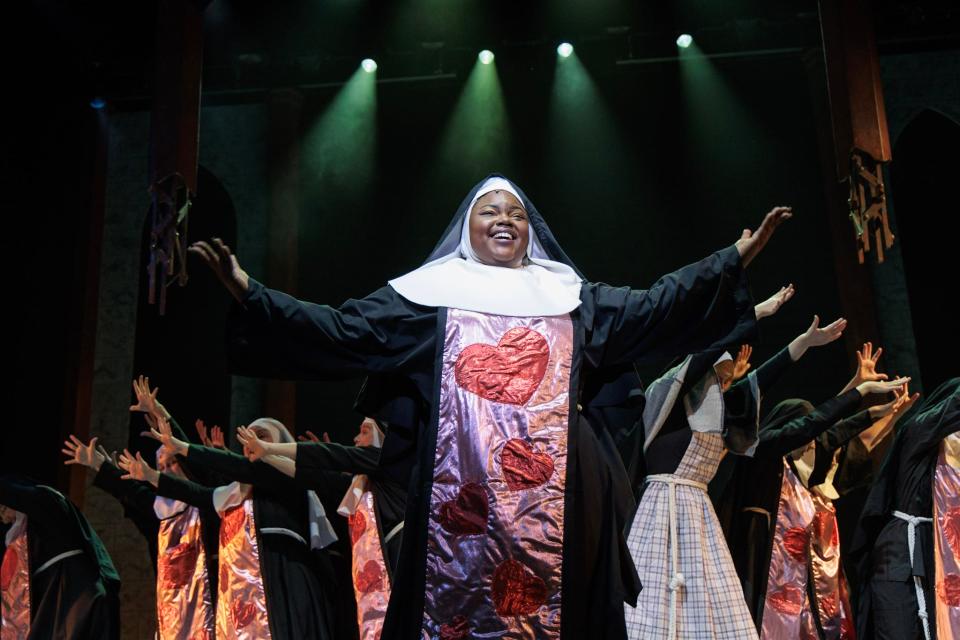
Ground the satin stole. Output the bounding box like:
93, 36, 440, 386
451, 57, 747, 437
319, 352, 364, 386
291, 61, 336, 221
216, 500, 272, 639
422, 310, 573, 639
0, 521, 30, 640
933, 432, 960, 637
348, 490, 391, 640
156, 506, 215, 640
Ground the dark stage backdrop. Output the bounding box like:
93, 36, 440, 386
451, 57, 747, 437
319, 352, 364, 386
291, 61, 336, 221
292, 52, 850, 440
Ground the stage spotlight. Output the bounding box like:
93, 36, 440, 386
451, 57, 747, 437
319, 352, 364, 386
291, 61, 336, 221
478, 50, 494, 65
361, 58, 378, 73
90, 97, 106, 110
676, 34, 693, 49
557, 42, 574, 58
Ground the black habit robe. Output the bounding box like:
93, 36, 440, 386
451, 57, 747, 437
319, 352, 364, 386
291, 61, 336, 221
226, 174, 758, 640
0, 475, 120, 640
851, 378, 960, 640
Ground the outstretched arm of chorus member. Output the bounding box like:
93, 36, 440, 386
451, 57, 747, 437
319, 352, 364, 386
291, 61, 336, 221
63, 435, 157, 519
901, 381, 960, 458
583, 207, 791, 368
239, 426, 379, 486
839, 342, 889, 394
0, 475, 71, 527
755, 378, 910, 459
753, 283, 795, 321
118, 448, 219, 511
191, 238, 435, 381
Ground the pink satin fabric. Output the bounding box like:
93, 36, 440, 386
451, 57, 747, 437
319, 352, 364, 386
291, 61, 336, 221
157, 506, 215, 640
216, 500, 272, 640
762, 462, 855, 640
0, 521, 30, 640
350, 490, 391, 640
422, 309, 573, 639
934, 433, 960, 638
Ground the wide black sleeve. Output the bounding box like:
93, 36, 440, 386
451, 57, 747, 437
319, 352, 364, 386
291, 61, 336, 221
295, 443, 380, 483
186, 444, 299, 491
581, 245, 757, 368
156, 473, 216, 510
754, 389, 863, 459
93, 462, 157, 521
742, 347, 794, 397
806, 410, 873, 489
900, 390, 960, 461
0, 476, 71, 528
227, 280, 437, 380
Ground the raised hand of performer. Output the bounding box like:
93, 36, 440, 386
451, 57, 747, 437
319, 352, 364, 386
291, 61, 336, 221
141, 416, 189, 457
237, 426, 271, 461
196, 420, 227, 449
298, 430, 330, 443
736, 206, 793, 267
788, 315, 847, 362
118, 449, 160, 487
62, 435, 106, 472
754, 284, 795, 320
840, 342, 890, 393
855, 376, 911, 403
731, 345, 753, 382
129, 374, 171, 421
189, 238, 249, 302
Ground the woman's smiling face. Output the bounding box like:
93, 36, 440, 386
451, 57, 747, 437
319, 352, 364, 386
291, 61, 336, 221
468, 190, 529, 269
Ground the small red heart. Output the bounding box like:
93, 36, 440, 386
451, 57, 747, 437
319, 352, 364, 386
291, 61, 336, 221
455, 327, 550, 406
812, 511, 839, 547
220, 505, 246, 546
501, 439, 554, 491
943, 507, 960, 554
767, 584, 805, 616
783, 526, 809, 563
1, 548, 19, 591
439, 615, 469, 640
937, 573, 960, 607
819, 592, 840, 620
232, 599, 257, 629
438, 482, 489, 536
349, 510, 367, 546
160, 541, 199, 590
491, 559, 548, 616
354, 559, 385, 594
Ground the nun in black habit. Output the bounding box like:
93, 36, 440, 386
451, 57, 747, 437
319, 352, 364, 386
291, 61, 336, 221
0, 475, 120, 640
850, 378, 960, 640
190, 174, 790, 640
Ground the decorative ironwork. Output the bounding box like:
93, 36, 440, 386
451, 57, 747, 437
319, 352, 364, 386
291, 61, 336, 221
147, 173, 191, 315
847, 148, 894, 264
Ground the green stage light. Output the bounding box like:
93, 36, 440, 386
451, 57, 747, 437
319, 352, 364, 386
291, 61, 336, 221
557, 42, 574, 58
677, 34, 693, 49
361, 58, 377, 73
478, 50, 494, 65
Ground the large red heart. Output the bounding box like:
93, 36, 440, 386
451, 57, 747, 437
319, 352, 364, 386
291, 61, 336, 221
455, 327, 549, 406
349, 510, 367, 546
232, 599, 257, 630
0, 548, 18, 591
783, 526, 810, 563
501, 439, 554, 491
355, 559, 385, 594
220, 505, 246, 546
491, 559, 547, 616
767, 584, 805, 616
438, 482, 489, 536
937, 573, 960, 607
160, 541, 199, 590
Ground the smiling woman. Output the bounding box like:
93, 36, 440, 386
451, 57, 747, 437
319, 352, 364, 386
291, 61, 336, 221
468, 190, 530, 268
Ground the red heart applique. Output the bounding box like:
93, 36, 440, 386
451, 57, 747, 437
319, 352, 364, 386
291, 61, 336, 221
349, 510, 367, 546
438, 482, 489, 536
160, 602, 179, 633
355, 559, 385, 594
455, 327, 549, 406
160, 541, 199, 590
812, 511, 839, 546
220, 505, 246, 546
0, 548, 18, 591
943, 507, 960, 555
501, 439, 554, 491
439, 615, 469, 640
937, 573, 960, 607
767, 584, 805, 616
232, 599, 257, 629
491, 559, 548, 616
783, 526, 810, 563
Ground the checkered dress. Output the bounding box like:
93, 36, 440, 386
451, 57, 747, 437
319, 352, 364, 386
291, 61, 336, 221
624, 432, 758, 639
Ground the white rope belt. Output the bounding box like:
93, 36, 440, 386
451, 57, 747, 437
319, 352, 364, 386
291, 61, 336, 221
893, 510, 934, 640
382, 521, 404, 546
646, 474, 708, 640
260, 527, 306, 545
34, 549, 83, 575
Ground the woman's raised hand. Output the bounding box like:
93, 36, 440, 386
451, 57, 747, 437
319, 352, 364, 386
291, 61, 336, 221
62, 435, 106, 472
118, 449, 160, 486
188, 238, 250, 302
754, 284, 795, 320
236, 426, 269, 462
141, 416, 188, 456
857, 376, 911, 398
855, 342, 889, 385
736, 206, 793, 267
